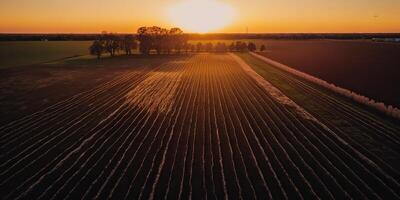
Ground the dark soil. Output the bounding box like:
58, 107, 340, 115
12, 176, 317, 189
258, 40, 400, 107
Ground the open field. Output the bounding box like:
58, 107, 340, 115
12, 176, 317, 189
0, 41, 91, 68
0, 55, 173, 125
3, 39, 399, 109
239, 52, 400, 166
255, 39, 400, 107
1, 53, 399, 199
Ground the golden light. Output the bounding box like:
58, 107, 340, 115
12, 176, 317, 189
167, 0, 235, 33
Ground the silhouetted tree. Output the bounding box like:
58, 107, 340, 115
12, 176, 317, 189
90, 40, 104, 59
122, 35, 137, 55
103, 33, 120, 56
174, 43, 182, 54
205, 42, 213, 52
241, 43, 248, 51
229, 42, 236, 52
220, 43, 227, 52
137, 26, 152, 55
235, 41, 248, 52
215, 42, 221, 52
260, 44, 266, 52
190, 44, 196, 53
160, 29, 170, 54
171, 28, 186, 54
248, 42, 257, 52
215, 42, 227, 52
196, 42, 204, 52
136, 26, 187, 55
235, 41, 242, 51
154, 27, 169, 54
137, 26, 164, 54
183, 42, 191, 54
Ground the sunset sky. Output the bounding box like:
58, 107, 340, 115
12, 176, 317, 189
1, 0, 400, 33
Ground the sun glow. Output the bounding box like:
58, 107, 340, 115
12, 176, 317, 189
167, 0, 235, 33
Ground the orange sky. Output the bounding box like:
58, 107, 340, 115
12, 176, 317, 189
1, 0, 400, 33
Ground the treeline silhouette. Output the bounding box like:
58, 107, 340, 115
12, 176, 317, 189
90, 27, 262, 58
2, 33, 400, 41
136, 26, 187, 55
90, 33, 137, 59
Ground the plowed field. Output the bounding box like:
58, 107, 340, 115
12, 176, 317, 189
1, 54, 399, 200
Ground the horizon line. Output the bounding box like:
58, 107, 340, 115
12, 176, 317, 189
1, 32, 400, 35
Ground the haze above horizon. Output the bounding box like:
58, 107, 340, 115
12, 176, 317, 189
1, 0, 400, 33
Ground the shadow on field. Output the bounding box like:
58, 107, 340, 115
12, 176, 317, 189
60, 54, 189, 68
0, 54, 188, 125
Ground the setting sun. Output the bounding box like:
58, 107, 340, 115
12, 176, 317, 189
2, 0, 400, 199
167, 0, 234, 33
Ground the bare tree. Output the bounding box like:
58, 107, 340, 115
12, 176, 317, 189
103, 33, 120, 56
235, 41, 243, 51
215, 42, 222, 52
190, 44, 196, 53
183, 42, 190, 54
260, 44, 266, 52
215, 42, 227, 52
205, 42, 213, 52
90, 40, 104, 59
220, 43, 227, 52
248, 42, 257, 52
229, 42, 236, 52
234, 41, 248, 52
196, 42, 204, 52
122, 35, 137, 55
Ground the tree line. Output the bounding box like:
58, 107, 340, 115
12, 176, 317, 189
90, 33, 138, 59
90, 26, 266, 59
5, 33, 399, 42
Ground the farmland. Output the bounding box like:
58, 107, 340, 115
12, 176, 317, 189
254, 39, 400, 107
0, 41, 91, 68
1, 53, 400, 199
2, 39, 399, 110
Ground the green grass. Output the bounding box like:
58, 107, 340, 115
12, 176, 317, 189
0, 41, 92, 68
236, 52, 332, 118
236, 52, 400, 155
236, 52, 400, 125
235, 53, 306, 97
0, 40, 267, 69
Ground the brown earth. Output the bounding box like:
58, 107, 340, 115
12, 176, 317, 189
0, 55, 173, 125
0, 54, 399, 199
257, 40, 400, 107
